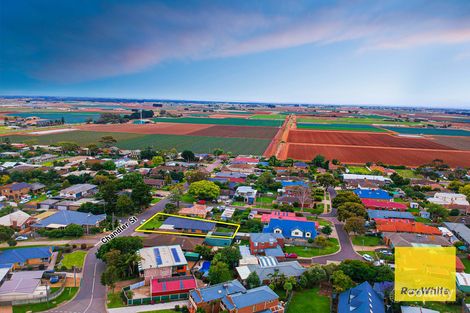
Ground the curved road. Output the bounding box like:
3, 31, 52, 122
44, 198, 171, 313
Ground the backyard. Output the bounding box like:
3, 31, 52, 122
351, 235, 383, 246
13, 287, 79, 313
286, 287, 330, 313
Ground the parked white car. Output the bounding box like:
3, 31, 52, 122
362, 254, 374, 262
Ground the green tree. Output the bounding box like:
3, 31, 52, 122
213, 246, 241, 269
0, 226, 14, 242
344, 217, 366, 235
57, 141, 80, 153
99, 136, 117, 148
332, 191, 362, 208
448, 180, 464, 192
96, 237, 143, 260
195, 245, 213, 260
152, 155, 164, 166
100, 180, 118, 213
321, 225, 333, 237
101, 265, 119, 292
131, 182, 152, 210
337, 202, 367, 221
185, 170, 209, 184
316, 174, 336, 189
213, 148, 224, 156
188, 180, 220, 200
303, 266, 327, 288
246, 271, 261, 289
332, 270, 355, 293
283, 281, 293, 297
120, 172, 144, 189
169, 183, 185, 208
208, 261, 232, 284
255, 172, 281, 192
116, 194, 134, 215
181, 150, 196, 162
102, 160, 116, 171
64, 224, 84, 237
426, 203, 449, 222
459, 184, 470, 201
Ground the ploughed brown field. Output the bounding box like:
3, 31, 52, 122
189, 125, 278, 139
287, 130, 455, 150
77, 123, 212, 135
429, 135, 470, 150
286, 144, 470, 167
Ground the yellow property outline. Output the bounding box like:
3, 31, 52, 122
135, 212, 240, 239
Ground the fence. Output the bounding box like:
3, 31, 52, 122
122, 284, 189, 306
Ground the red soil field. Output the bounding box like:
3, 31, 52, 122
77, 123, 211, 135
286, 143, 470, 167
188, 125, 278, 139
287, 130, 454, 150
429, 136, 470, 150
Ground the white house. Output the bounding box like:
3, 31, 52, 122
235, 186, 258, 204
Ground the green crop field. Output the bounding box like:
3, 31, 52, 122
153, 117, 283, 127
4, 130, 271, 154
250, 114, 286, 120
4, 131, 143, 146
117, 134, 271, 154
297, 123, 386, 132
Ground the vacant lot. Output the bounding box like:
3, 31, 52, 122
153, 117, 283, 127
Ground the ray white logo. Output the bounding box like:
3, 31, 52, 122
400, 287, 452, 298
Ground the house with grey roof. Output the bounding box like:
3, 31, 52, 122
236, 260, 305, 283
188, 280, 284, 313
443, 222, 470, 246
32, 210, 106, 231
59, 183, 97, 199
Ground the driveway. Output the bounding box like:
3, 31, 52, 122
43, 197, 171, 313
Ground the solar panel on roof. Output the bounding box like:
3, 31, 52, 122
154, 248, 163, 265
171, 248, 181, 263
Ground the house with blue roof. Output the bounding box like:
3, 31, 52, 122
161, 216, 215, 234
263, 219, 317, 239
280, 181, 309, 188
188, 280, 284, 313
354, 188, 392, 201
367, 210, 415, 220
338, 281, 385, 313
32, 210, 106, 231
0, 246, 53, 270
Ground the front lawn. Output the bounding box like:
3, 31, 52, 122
351, 235, 382, 246
460, 257, 470, 273
181, 193, 195, 203
61, 250, 87, 270
284, 238, 339, 257
13, 287, 79, 313
151, 197, 161, 204
287, 288, 330, 313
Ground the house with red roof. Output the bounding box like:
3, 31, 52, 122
376, 220, 441, 235
362, 199, 408, 211
260, 211, 307, 224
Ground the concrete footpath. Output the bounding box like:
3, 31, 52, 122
107, 300, 187, 313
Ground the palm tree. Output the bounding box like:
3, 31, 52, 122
124, 253, 141, 276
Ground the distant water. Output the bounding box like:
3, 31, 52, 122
6, 112, 102, 124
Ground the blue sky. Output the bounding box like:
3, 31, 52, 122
1, 0, 470, 107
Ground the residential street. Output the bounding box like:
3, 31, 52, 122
43, 198, 171, 313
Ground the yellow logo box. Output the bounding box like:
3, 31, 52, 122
395, 247, 456, 302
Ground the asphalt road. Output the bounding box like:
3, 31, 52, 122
310, 186, 362, 264
44, 198, 171, 313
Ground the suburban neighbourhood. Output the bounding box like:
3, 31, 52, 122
0, 134, 468, 313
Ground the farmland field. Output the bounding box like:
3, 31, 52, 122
116, 134, 271, 154
250, 114, 286, 120
286, 143, 470, 167
153, 117, 283, 127
296, 123, 385, 132
4, 131, 271, 154
347, 166, 371, 174
77, 122, 212, 135
383, 126, 470, 136
429, 136, 470, 150
4, 131, 143, 146
297, 117, 421, 125
188, 125, 278, 139
287, 130, 454, 150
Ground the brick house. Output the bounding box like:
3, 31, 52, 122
137, 245, 188, 284
249, 233, 285, 256
0, 182, 31, 201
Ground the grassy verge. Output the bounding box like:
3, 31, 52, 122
61, 250, 87, 270
284, 238, 339, 257
107, 292, 126, 308
460, 257, 470, 273
287, 288, 330, 313
351, 235, 382, 246
13, 287, 79, 313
